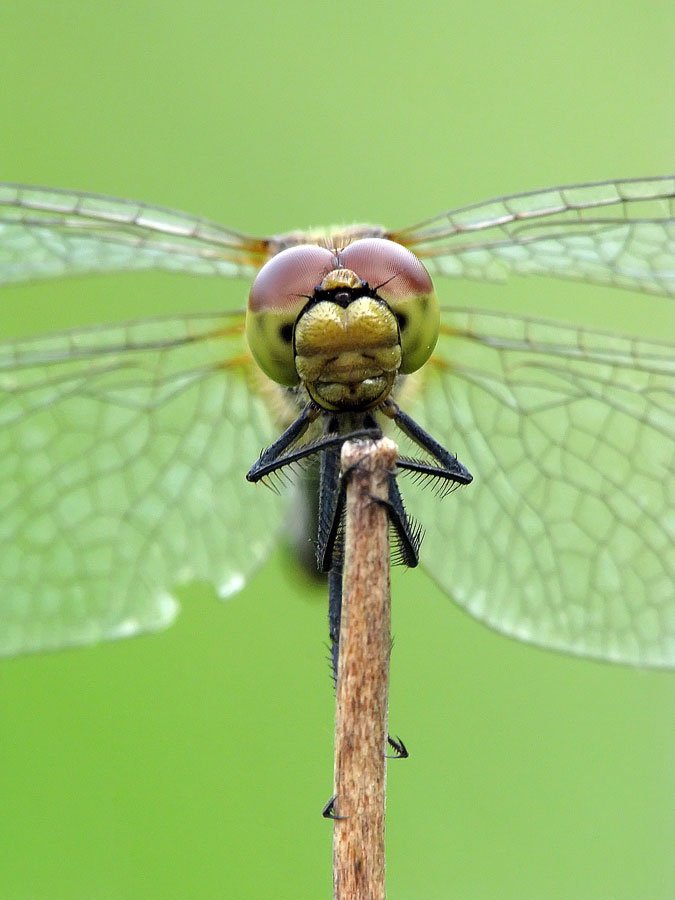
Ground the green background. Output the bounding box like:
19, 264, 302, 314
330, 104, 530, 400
0, 2, 673, 898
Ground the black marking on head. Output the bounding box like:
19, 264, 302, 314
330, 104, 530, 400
279, 322, 294, 344
395, 310, 408, 332
301, 282, 383, 313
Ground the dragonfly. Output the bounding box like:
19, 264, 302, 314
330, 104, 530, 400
0, 177, 673, 669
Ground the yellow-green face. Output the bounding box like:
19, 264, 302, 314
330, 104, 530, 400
245, 237, 439, 411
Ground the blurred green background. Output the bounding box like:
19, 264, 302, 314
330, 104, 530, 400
0, 1, 673, 898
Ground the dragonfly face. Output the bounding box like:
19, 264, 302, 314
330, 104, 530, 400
246, 237, 439, 410
0, 177, 673, 666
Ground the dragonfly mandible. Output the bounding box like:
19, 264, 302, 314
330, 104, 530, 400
0, 177, 673, 667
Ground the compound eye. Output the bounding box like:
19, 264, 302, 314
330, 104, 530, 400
247, 244, 336, 386
248, 244, 336, 313
339, 238, 433, 304
339, 238, 439, 375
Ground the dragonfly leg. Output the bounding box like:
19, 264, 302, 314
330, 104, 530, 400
247, 408, 380, 483
316, 425, 418, 575
246, 402, 319, 481
328, 566, 342, 686
369, 474, 422, 568
316, 444, 345, 575
382, 399, 473, 485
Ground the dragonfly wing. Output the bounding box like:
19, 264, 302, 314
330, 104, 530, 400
401, 308, 674, 667
0, 184, 270, 285
0, 312, 284, 657
391, 176, 675, 296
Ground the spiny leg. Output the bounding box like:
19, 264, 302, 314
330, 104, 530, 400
316, 440, 345, 576
377, 474, 423, 569
247, 404, 380, 485
246, 401, 319, 482
382, 399, 473, 485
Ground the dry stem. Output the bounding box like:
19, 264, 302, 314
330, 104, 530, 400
332, 437, 398, 900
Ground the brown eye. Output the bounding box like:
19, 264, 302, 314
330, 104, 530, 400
339, 238, 433, 303
247, 244, 338, 387
248, 244, 335, 313
339, 238, 439, 375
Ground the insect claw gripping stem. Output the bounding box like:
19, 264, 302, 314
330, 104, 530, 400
386, 736, 409, 759
323, 737, 408, 818
322, 795, 347, 820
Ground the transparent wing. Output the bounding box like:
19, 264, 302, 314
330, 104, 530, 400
390, 177, 675, 296
0, 312, 284, 657
402, 308, 674, 667
0, 183, 271, 285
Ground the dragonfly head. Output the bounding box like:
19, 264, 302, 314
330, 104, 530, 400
246, 238, 439, 411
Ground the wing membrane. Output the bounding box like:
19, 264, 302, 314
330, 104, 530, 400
391, 177, 675, 296
0, 184, 270, 285
402, 307, 674, 667
2, 176, 674, 662
0, 312, 283, 656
